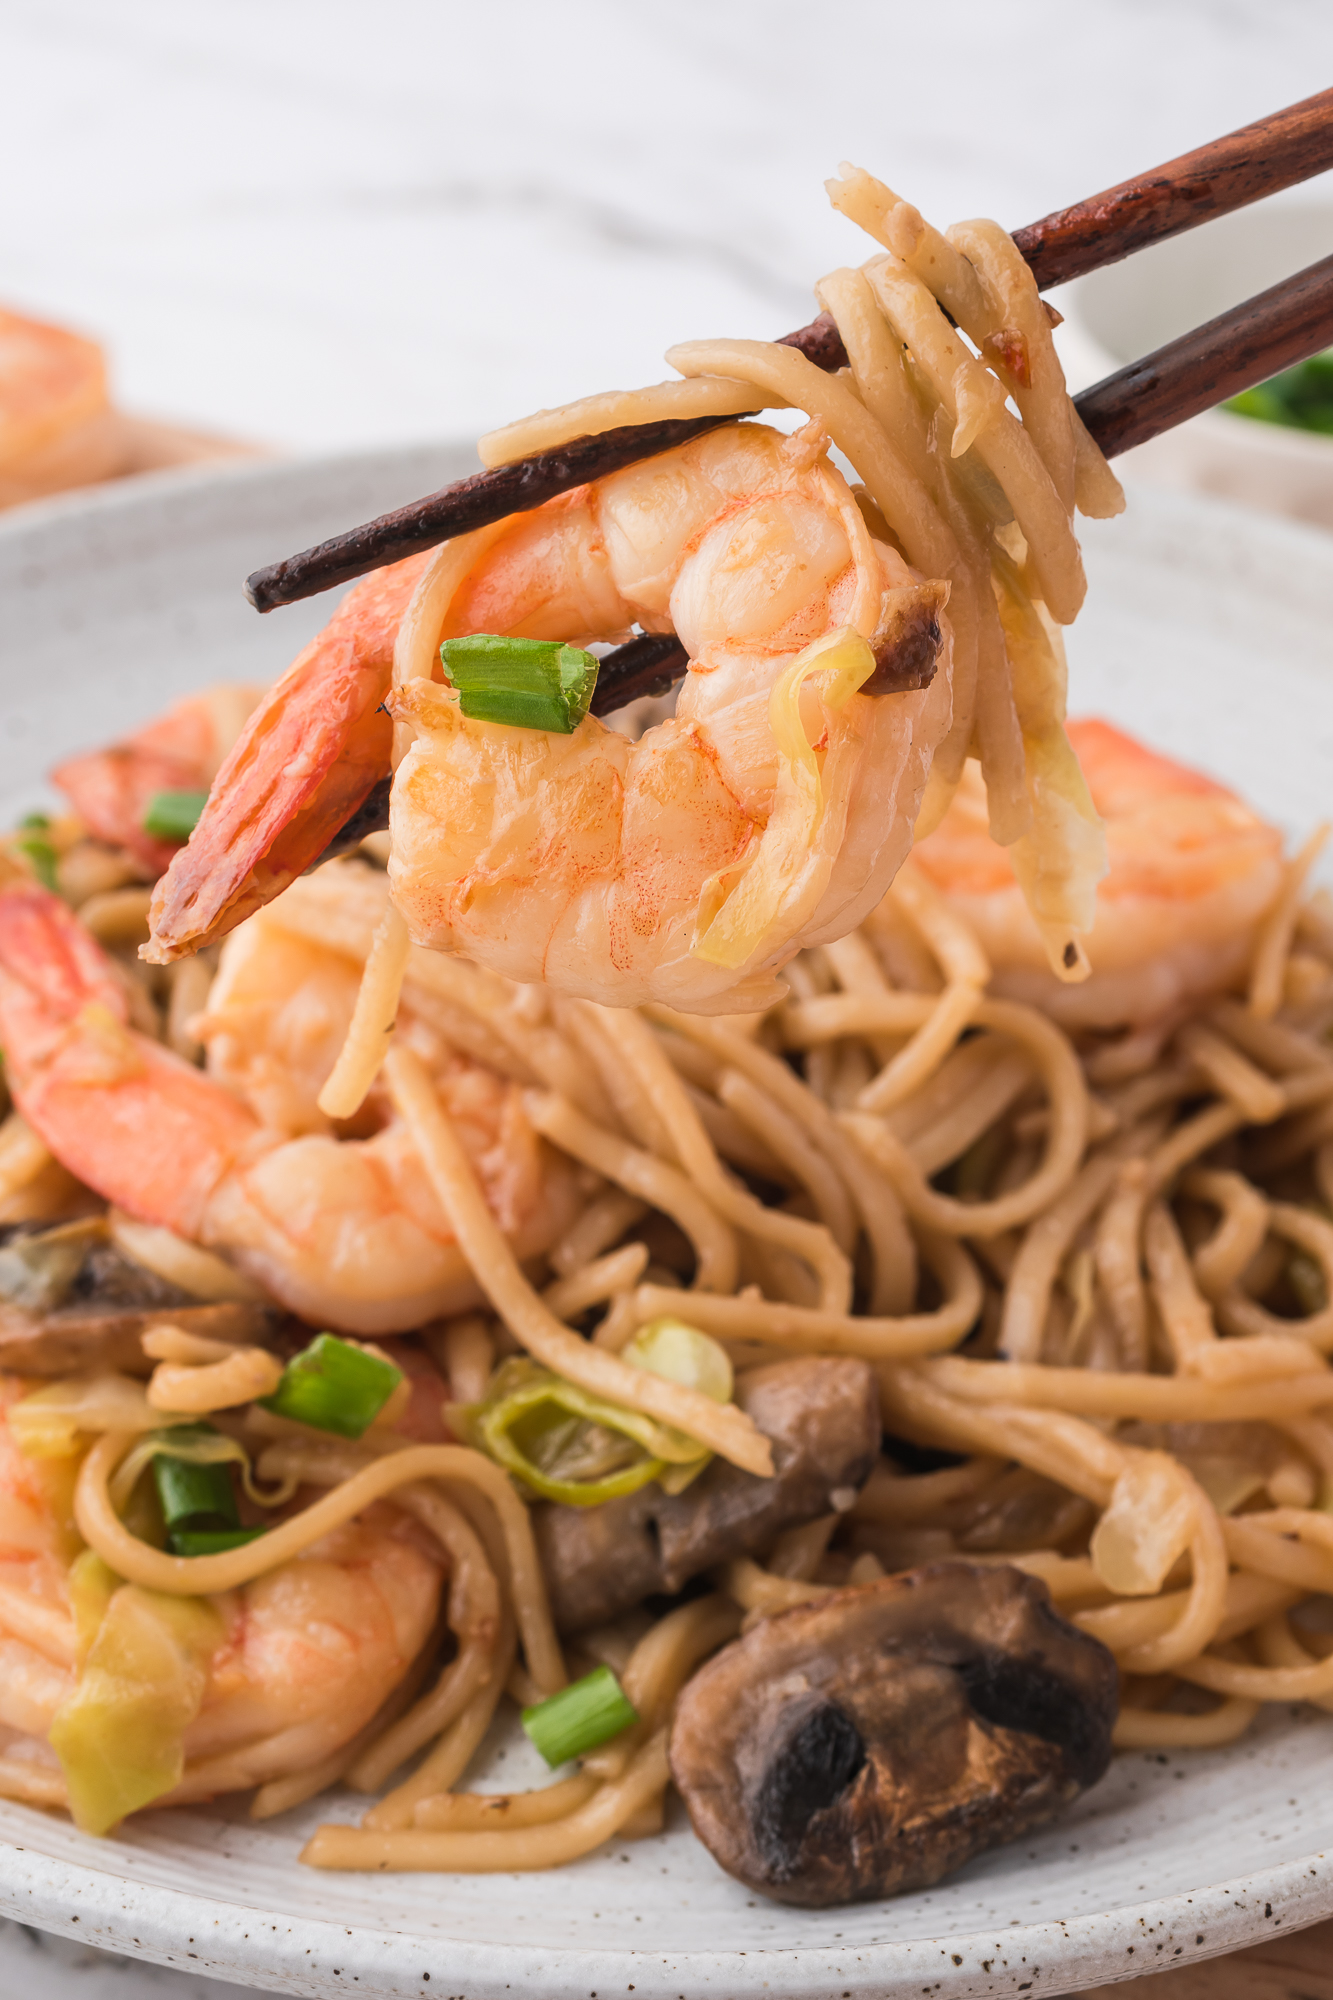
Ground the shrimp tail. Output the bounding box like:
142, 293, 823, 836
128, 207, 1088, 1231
144, 553, 431, 965
0, 884, 259, 1237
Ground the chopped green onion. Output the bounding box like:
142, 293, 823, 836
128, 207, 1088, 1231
142, 789, 210, 843
169, 1526, 269, 1558
260, 1332, 403, 1439
147, 1430, 270, 1555
522, 1664, 638, 1767
440, 635, 599, 734
14, 832, 58, 892
152, 1438, 239, 1533
19, 811, 50, 831
459, 1355, 710, 1507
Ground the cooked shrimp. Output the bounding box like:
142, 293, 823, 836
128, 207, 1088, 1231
389, 420, 953, 1009
0, 1378, 443, 1815
146, 425, 951, 1008
53, 684, 265, 876
147, 553, 431, 959
903, 718, 1285, 1026
168, 1509, 442, 1802
197, 911, 369, 1137
0, 306, 125, 511
0, 883, 580, 1332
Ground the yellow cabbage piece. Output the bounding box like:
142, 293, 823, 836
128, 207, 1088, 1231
11, 1373, 156, 1460
50, 1551, 224, 1835
621, 1317, 733, 1405
692, 628, 875, 968
1090, 1453, 1198, 1596
621, 1317, 734, 1496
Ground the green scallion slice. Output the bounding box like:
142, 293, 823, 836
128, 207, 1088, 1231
521, 1664, 638, 1767
440, 635, 599, 734
143, 789, 210, 843
14, 831, 58, 892
260, 1333, 403, 1439
152, 1448, 238, 1534
169, 1526, 269, 1558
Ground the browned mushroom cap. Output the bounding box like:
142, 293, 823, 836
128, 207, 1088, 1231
669, 1561, 1117, 1908
0, 1219, 277, 1375
533, 1355, 880, 1633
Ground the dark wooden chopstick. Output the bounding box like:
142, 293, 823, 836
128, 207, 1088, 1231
1010, 86, 1333, 290
1075, 253, 1333, 459
257, 417, 741, 620
587, 632, 690, 716
246, 89, 1333, 614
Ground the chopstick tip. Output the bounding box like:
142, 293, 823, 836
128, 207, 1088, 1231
245, 567, 279, 613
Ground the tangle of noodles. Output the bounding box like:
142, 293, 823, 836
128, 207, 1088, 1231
10, 181, 1333, 1884
8, 823, 1333, 1863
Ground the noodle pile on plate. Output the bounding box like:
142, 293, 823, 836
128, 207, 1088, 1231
1, 178, 1331, 1885
6, 806, 1333, 1869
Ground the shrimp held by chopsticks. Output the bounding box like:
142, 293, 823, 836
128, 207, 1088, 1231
144, 422, 954, 1010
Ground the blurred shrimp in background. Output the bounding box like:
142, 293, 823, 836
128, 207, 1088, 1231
0, 305, 253, 512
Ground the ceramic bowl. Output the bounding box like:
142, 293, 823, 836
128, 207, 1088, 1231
1, 451, 1332, 1997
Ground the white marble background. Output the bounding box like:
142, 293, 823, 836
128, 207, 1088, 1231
2, 0, 1333, 1993
5, 0, 1333, 458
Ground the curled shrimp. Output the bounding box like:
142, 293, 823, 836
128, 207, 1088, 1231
0, 1377, 443, 1817
903, 718, 1285, 1026
146, 424, 952, 1009
53, 683, 264, 876
0, 883, 580, 1333
388, 420, 952, 1009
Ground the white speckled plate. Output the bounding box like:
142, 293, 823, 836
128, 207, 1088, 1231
1, 452, 1333, 1999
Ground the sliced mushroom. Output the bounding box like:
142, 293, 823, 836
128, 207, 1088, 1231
533, 1355, 879, 1632
669, 1561, 1117, 1907
953, 1466, 1095, 1554
0, 1219, 278, 1375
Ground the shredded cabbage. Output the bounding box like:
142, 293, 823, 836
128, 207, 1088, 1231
692, 628, 876, 969
621, 1317, 733, 1404
992, 548, 1108, 981
108, 1423, 298, 1516
1090, 1453, 1197, 1595
10, 1373, 157, 1460
50, 1550, 224, 1835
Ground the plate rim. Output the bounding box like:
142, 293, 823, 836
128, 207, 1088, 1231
4, 445, 1333, 1997
0, 1825, 1328, 2000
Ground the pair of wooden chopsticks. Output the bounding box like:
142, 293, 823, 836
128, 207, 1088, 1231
247, 88, 1333, 617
